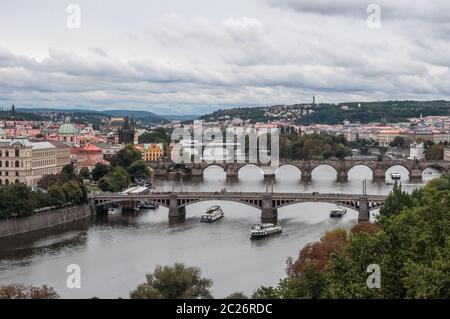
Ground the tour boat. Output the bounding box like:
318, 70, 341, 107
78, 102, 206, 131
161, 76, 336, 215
390, 172, 401, 180
140, 201, 159, 209
201, 206, 224, 222
330, 207, 347, 218
250, 223, 282, 239
107, 206, 122, 215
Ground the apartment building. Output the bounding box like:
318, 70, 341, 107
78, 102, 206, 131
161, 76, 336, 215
0, 138, 70, 186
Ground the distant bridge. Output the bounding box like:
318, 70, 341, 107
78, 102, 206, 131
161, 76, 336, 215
92, 191, 387, 223
147, 159, 450, 182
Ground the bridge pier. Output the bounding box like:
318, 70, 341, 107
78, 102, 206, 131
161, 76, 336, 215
409, 169, 422, 181
373, 168, 386, 181
358, 197, 370, 221
191, 168, 204, 178
226, 166, 238, 178
168, 194, 186, 223
261, 195, 278, 223
336, 169, 348, 182
301, 170, 312, 182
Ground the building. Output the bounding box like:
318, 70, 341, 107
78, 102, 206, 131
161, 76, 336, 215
433, 131, 450, 144
58, 118, 79, 144
376, 129, 402, 146
95, 143, 123, 161
0, 138, 71, 186
135, 143, 164, 161
444, 146, 450, 162
118, 117, 137, 145
70, 143, 109, 172
0, 127, 5, 140
408, 142, 425, 160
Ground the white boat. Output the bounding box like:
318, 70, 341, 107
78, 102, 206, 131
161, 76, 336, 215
201, 206, 224, 222
250, 223, 282, 239
330, 207, 347, 218
107, 206, 122, 215
390, 172, 401, 180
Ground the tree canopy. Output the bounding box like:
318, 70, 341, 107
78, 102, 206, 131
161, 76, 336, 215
130, 263, 213, 299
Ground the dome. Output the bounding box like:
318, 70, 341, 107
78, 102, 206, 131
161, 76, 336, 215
58, 123, 78, 135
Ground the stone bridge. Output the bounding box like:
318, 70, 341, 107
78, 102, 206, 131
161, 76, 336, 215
147, 159, 450, 182
92, 191, 386, 223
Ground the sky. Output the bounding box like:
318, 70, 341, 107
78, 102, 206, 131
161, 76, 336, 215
1, 0, 450, 115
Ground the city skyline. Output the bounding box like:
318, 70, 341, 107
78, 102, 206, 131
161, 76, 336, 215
1, 0, 450, 114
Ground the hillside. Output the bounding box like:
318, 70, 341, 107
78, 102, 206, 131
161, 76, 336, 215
199, 100, 450, 124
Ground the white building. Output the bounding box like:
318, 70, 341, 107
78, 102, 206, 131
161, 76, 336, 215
444, 146, 450, 162
409, 142, 425, 160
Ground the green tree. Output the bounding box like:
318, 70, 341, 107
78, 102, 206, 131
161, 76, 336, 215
48, 185, 67, 207
425, 144, 444, 160
110, 145, 142, 169
61, 164, 77, 181
224, 292, 248, 299
98, 177, 118, 193
79, 167, 91, 180
109, 167, 130, 190
138, 128, 170, 147
389, 136, 408, 149
91, 163, 110, 182
128, 160, 150, 182
130, 263, 213, 299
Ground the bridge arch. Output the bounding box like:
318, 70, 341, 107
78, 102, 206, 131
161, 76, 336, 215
420, 163, 448, 174
347, 164, 374, 179
178, 198, 262, 210
237, 164, 264, 178
310, 164, 338, 179
385, 164, 411, 179
275, 164, 302, 179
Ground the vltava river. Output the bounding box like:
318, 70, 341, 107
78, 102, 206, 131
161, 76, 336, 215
0, 165, 441, 298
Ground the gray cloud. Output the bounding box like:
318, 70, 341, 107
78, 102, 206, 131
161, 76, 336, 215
0, 1, 449, 114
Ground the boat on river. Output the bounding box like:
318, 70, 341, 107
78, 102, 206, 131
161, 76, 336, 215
250, 223, 282, 239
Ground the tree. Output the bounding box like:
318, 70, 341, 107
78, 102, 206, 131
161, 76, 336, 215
0, 284, 59, 299
378, 182, 417, 219
128, 160, 150, 182
37, 174, 63, 190
138, 128, 170, 147
98, 177, 118, 193
61, 164, 77, 181
130, 263, 213, 299
389, 136, 408, 149
48, 185, 67, 207
62, 181, 84, 204
110, 145, 141, 169
225, 292, 248, 299
79, 167, 91, 180
91, 163, 110, 182
425, 144, 444, 160
109, 167, 130, 190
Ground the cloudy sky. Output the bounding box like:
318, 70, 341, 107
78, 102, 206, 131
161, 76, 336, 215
1, 0, 450, 114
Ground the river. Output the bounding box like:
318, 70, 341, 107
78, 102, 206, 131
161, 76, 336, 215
0, 165, 442, 298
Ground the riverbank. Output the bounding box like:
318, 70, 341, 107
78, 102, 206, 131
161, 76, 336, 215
0, 203, 93, 239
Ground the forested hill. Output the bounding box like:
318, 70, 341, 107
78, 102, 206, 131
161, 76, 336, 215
200, 100, 450, 124
298, 100, 450, 124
